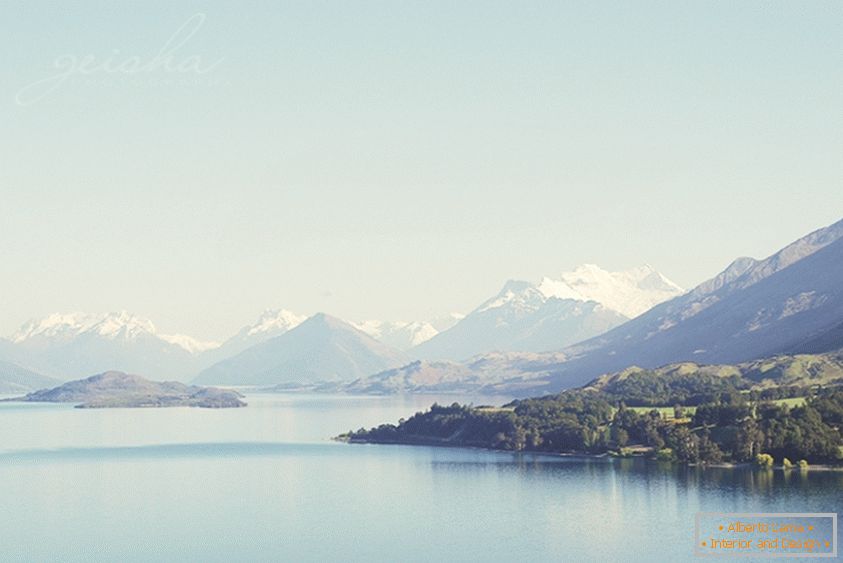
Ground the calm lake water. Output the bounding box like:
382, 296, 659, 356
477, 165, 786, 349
0, 393, 840, 562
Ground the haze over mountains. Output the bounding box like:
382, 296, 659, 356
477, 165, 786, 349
1, 218, 841, 394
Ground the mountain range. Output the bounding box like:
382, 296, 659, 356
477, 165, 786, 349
1, 218, 841, 394
0, 307, 464, 390
345, 218, 843, 395
0, 311, 206, 384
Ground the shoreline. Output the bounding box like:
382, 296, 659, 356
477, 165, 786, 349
339, 437, 843, 471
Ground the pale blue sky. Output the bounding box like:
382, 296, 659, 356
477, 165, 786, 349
1, 2, 841, 340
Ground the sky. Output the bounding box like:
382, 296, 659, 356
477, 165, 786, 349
0, 1, 841, 341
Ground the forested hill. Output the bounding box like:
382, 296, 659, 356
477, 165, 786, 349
341, 351, 843, 467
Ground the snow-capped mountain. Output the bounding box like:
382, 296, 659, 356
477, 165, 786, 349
352, 314, 464, 350
4, 311, 212, 381
158, 334, 220, 354
537, 264, 684, 318
193, 313, 410, 386
412, 265, 683, 361
12, 312, 156, 343
533, 218, 843, 390
202, 309, 307, 364
12, 311, 218, 353
353, 320, 439, 350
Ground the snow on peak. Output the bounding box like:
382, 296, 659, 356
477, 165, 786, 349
12, 312, 100, 342
13, 310, 158, 341
483, 264, 684, 318
11, 311, 215, 354
89, 311, 156, 338
246, 309, 307, 336
546, 264, 683, 317
159, 334, 220, 354
353, 319, 440, 348
478, 281, 549, 313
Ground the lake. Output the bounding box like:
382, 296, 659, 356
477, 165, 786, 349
0, 393, 840, 562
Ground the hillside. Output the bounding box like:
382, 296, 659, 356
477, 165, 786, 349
343, 352, 568, 395
583, 350, 843, 405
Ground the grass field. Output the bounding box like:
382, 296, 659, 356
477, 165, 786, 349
770, 397, 807, 408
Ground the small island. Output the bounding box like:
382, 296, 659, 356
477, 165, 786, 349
7, 371, 246, 409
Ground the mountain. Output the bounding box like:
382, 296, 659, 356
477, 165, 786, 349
8, 371, 245, 408
538, 218, 843, 389
193, 313, 410, 386
201, 309, 306, 364
0, 360, 61, 394
352, 314, 464, 350
353, 320, 439, 350
536, 264, 684, 318
4, 311, 210, 382
412, 265, 683, 361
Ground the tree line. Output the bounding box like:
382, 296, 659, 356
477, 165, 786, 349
343, 386, 843, 466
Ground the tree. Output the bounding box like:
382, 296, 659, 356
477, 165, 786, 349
610, 426, 629, 448
666, 426, 699, 463
698, 428, 724, 463
656, 448, 676, 462
735, 418, 763, 462
755, 453, 774, 468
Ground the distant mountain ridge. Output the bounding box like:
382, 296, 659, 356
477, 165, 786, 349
1, 311, 210, 382
193, 313, 410, 386
12, 311, 218, 352
201, 309, 307, 365
352, 314, 463, 351
413, 264, 683, 361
